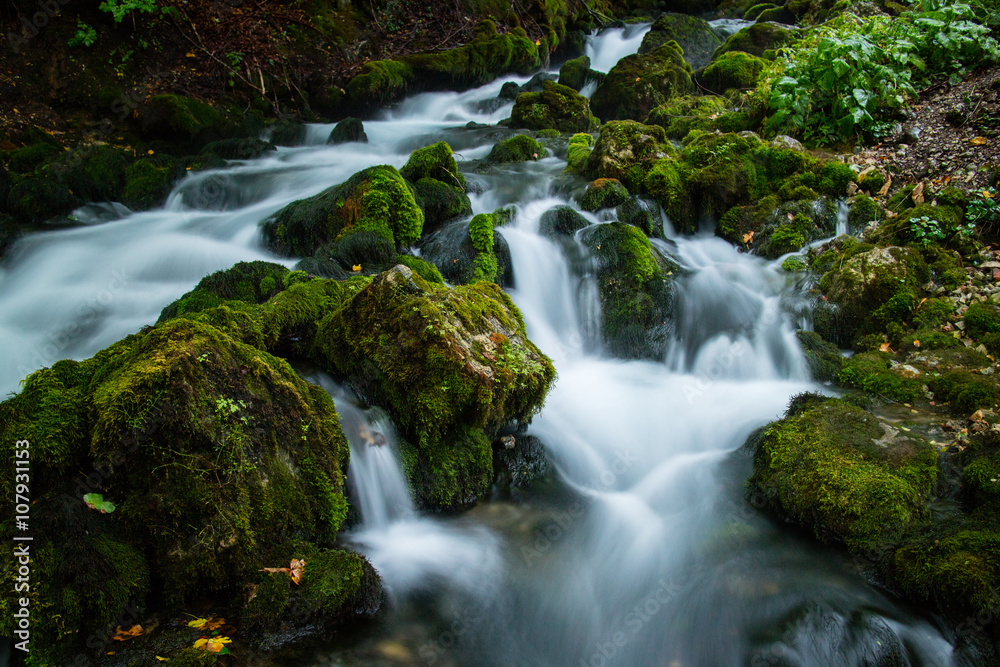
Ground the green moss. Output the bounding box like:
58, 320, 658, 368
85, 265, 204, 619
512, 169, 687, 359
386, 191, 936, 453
645, 95, 730, 140
346, 60, 415, 111
143, 94, 227, 146
486, 134, 547, 163
6, 175, 80, 222
395, 255, 445, 283
122, 158, 181, 211
645, 157, 695, 233
411, 178, 473, 235
681, 131, 767, 226
964, 302, 1000, 338
510, 80, 599, 133
314, 266, 555, 508
585, 121, 675, 192
639, 12, 723, 69
6, 141, 62, 173
795, 330, 843, 381
558, 54, 591, 91
913, 297, 954, 329
836, 352, 925, 402
930, 369, 1000, 415
712, 21, 798, 59
468, 212, 499, 283
327, 117, 368, 145
817, 161, 857, 196
400, 142, 467, 190
539, 205, 590, 240
580, 178, 630, 212
158, 261, 290, 322
766, 224, 806, 255
261, 165, 424, 256
848, 194, 879, 231
701, 51, 767, 94
296, 547, 381, 622
582, 222, 676, 359
565, 132, 595, 175
748, 398, 938, 553
590, 42, 694, 122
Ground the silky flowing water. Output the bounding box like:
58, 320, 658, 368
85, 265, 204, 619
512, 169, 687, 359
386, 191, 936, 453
0, 25, 961, 666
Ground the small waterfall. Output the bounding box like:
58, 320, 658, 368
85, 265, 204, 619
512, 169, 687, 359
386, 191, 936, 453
836, 199, 850, 236
585, 23, 652, 74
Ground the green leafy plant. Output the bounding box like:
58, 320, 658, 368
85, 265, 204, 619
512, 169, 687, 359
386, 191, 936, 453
967, 188, 1000, 236
909, 216, 947, 246
69, 21, 97, 47
99, 0, 158, 23
83, 493, 116, 513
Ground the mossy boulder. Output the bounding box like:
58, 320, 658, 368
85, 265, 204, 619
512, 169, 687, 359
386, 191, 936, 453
676, 131, 769, 229
200, 137, 277, 160
138, 94, 228, 148
580, 178, 631, 212
712, 22, 798, 59
269, 120, 308, 147
644, 157, 695, 232
314, 265, 555, 508
836, 352, 926, 403
753, 197, 838, 259
700, 51, 768, 94
795, 329, 844, 382
261, 165, 424, 257
639, 13, 723, 69
590, 42, 694, 122
6, 175, 80, 223
581, 222, 677, 359
539, 205, 591, 241
565, 132, 595, 175
400, 142, 471, 234
158, 261, 291, 322
645, 95, 740, 140
585, 121, 675, 192
419, 208, 515, 287
328, 117, 368, 144
929, 369, 1000, 416
510, 80, 599, 133
486, 134, 548, 163
5, 141, 62, 173
122, 157, 184, 211
0, 316, 376, 663
849, 193, 879, 232
748, 397, 938, 553
815, 245, 929, 347
54, 145, 129, 203
558, 55, 592, 92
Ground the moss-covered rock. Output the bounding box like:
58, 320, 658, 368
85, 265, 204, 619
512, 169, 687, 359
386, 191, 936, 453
261, 165, 424, 257
5, 141, 62, 173
122, 157, 183, 211
580, 178, 631, 212
486, 134, 548, 163
54, 145, 129, 203
677, 131, 768, 229
645, 95, 750, 140
814, 245, 928, 347
0, 314, 374, 662
836, 351, 925, 403
400, 142, 471, 234
138, 94, 228, 148
269, 119, 308, 147
590, 42, 694, 122
848, 193, 879, 232
558, 54, 592, 92
748, 397, 938, 553
581, 222, 676, 359
584, 120, 674, 193
158, 261, 291, 322
328, 117, 368, 144
510, 80, 599, 133
200, 137, 276, 161
700, 51, 768, 94
929, 369, 1000, 416
712, 21, 798, 59
796, 329, 844, 381
6, 175, 80, 223
644, 157, 695, 232
419, 208, 514, 287
314, 265, 555, 508
539, 205, 591, 241
565, 132, 595, 175
400, 141, 467, 190
639, 12, 723, 69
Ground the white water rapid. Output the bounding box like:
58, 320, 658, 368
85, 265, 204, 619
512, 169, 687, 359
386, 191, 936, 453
1, 25, 960, 667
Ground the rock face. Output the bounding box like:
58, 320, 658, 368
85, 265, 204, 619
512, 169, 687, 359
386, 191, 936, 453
585, 121, 675, 192
314, 265, 556, 508
639, 12, 723, 69
260, 165, 424, 257
748, 396, 938, 553
509, 80, 599, 133
581, 222, 677, 360
419, 207, 515, 286
0, 317, 380, 664
590, 42, 694, 122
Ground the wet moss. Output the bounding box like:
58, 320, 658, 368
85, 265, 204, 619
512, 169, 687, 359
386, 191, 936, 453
6, 141, 62, 173
157, 261, 291, 322
261, 165, 424, 257
848, 194, 879, 231
964, 302, 1000, 339
580, 178, 630, 212
401, 142, 467, 190
486, 134, 547, 163
585, 121, 675, 192
929, 369, 1000, 416
748, 398, 938, 554
140, 94, 228, 147
817, 161, 857, 197
395, 254, 445, 284
55, 145, 129, 203
700, 51, 767, 95
645, 157, 694, 233
327, 117, 368, 145
558, 54, 591, 91
314, 266, 555, 508
582, 221, 676, 359
6, 175, 80, 223
565, 132, 595, 175
712, 21, 799, 60
645, 95, 730, 140
510, 80, 599, 133
837, 352, 925, 403
539, 205, 590, 240
639, 12, 723, 69
122, 158, 182, 211
590, 42, 694, 122
795, 329, 844, 381
412, 178, 473, 235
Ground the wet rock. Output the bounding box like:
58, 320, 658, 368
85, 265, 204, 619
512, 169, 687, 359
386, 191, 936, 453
539, 205, 590, 241
327, 117, 368, 144
510, 80, 599, 133
580, 178, 630, 212
493, 434, 553, 492
585, 121, 674, 192
700, 51, 767, 95
591, 42, 694, 122
638, 12, 723, 69
486, 134, 547, 163
712, 22, 798, 59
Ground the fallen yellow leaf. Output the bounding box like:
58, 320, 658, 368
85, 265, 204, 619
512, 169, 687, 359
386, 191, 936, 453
913, 339, 921, 348
971, 136, 988, 146
112, 625, 144, 641
879, 342, 892, 353
352, 264, 362, 272
156, 657, 169, 662
743, 230, 755, 244
194, 636, 232, 653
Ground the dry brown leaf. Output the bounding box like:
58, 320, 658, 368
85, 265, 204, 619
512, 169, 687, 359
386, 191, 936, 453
879, 342, 893, 353
912, 182, 925, 205
112, 625, 144, 641
743, 230, 755, 244
913, 339, 921, 348
878, 175, 892, 197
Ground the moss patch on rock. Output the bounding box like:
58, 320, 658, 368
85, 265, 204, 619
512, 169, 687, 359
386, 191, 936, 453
510, 80, 599, 133
591, 42, 694, 122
